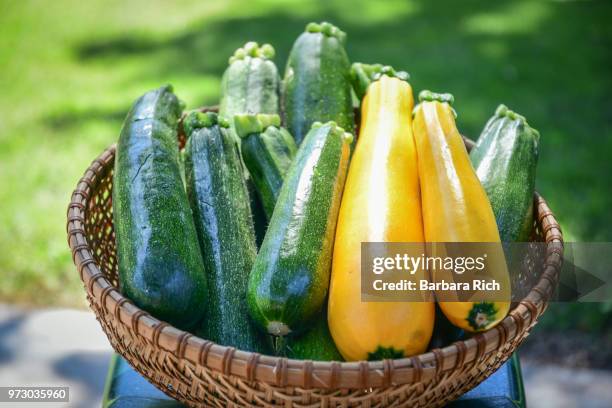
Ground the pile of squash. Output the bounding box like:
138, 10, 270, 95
112, 22, 540, 361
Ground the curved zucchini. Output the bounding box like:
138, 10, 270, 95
247, 121, 352, 337
282, 22, 354, 145
183, 111, 270, 352
470, 105, 540, 242
113, 85, 207, 330
234, 113, 298, 219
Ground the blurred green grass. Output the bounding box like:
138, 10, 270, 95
0, 0, 611, 332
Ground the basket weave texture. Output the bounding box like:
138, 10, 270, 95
67, 114, 563, 407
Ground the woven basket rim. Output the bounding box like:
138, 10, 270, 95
66, 120, 564, 390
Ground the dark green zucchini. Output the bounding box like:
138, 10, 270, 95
247, 121, 352, 337
183, 111, 270, 353
113, 85, 207, 330
470, 104, 540, 242
282, 22, 354, 146
234, 113, 298, 220
283, 310, 343, 361
219, 41, 280, 120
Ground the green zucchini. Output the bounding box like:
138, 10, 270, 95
113, 85, 207, 330
183, 111, 270, 353
247, 121, 352, 337
282, 22, 354, 146
234, 113, 298, 220
219, 41, 280, 121
470, 104, 540, 242
219, 41, 280, 246
283, 310, 343, 361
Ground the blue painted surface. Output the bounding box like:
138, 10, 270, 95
102, 354, 525, 407
447, 354, 525, 407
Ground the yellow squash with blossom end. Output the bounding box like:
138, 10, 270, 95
328, 69, 434, 361
412, 91, 511, 332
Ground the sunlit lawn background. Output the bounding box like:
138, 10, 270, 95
1, 0, 611, 344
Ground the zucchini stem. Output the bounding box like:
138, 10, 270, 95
416, 90, 457, 118
233, 113, 282, 139
350, 63, 410, 99
228, 41, 276, 64
311, 121, 354, 145
305, 21, 346, 43
183, 111, 229, 136
494, 104, 541, 142
418, 90, 455, 105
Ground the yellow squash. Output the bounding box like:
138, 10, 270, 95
412, 91, 511, 332
328, 75, 434, 361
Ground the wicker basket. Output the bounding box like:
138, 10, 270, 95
67, 109, 563, 407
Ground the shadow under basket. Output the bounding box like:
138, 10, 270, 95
67, 108, 563, 407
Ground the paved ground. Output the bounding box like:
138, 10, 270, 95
1, 304, 611, 408
522, 360, 612, 408
0, 305, 112, 408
